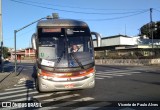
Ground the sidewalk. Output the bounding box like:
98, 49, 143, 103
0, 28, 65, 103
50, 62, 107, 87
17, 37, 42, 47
0, 61, 26, 90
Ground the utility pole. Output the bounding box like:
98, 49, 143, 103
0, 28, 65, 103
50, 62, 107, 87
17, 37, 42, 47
125, 24, 126, 36
0, 0, 3, 72
150, 8, 154, 56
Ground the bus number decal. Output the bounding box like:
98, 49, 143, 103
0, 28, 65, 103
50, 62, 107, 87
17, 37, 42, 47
64, 84, 74, 88
40, 53, 44, 57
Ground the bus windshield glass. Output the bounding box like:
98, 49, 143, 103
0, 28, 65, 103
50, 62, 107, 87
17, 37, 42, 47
38, 27, 94, 67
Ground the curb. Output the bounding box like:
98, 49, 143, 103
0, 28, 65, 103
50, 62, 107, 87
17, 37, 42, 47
0, 67, 29, 90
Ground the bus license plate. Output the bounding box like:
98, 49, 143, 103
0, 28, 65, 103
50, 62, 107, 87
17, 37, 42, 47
64, 84, 74, 88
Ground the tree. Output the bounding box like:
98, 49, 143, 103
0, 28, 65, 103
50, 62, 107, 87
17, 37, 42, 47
2, 47, 10, 59
140, 21, 160, 39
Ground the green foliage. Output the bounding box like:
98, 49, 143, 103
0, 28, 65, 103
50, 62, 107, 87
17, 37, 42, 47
140, 21, 160, 39
2, 47, 10, 59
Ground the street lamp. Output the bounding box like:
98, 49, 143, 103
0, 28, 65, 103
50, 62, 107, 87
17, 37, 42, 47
14, 15, 52, 75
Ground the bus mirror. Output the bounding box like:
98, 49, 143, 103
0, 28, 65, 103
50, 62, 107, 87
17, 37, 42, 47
31, 33, 37, 50
91, 32, 101, 47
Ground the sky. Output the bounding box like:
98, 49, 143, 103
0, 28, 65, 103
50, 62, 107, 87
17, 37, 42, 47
1, 0, 160, 49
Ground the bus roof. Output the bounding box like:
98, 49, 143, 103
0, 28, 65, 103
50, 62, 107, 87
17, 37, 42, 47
37, 19, 88, 27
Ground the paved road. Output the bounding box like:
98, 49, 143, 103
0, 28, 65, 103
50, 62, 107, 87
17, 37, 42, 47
0, 63, 160, 109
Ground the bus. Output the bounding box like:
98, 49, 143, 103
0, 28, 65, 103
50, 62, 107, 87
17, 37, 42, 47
32, 17, 101, 92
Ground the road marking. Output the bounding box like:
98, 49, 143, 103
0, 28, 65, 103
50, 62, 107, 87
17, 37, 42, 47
39, 97, 94, 109
97, 70, 135, 73
42, 94, 80, 102
0, 91, 38, 100
95, 70, 138, 79
96, 73, 127, 76
96, 72, 133, 75
73, 107, 99, 110
0, 88, 36, 96
108, 74, 124, 76
18, 78, 28, 84
95, 77, 104, 79
9, 107, 58, 110
10, 91, 70, 102
10, 93, 54, 102
95, 74, 113, 78
4, 86, 30, 91
129, 71, 141, 73
23, 68, 30, 70
31, 107, 58, 110
72, 101, 110, 110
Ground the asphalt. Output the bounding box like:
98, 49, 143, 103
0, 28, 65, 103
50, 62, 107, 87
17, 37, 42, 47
0, 61, 27, 90
0, 60, 159, 91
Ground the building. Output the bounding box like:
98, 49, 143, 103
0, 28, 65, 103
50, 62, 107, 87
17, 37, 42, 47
11, 47, 35, 60
93, 35, 160, 58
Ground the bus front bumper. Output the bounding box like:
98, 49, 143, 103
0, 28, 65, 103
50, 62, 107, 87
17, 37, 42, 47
38, 75, 95, 92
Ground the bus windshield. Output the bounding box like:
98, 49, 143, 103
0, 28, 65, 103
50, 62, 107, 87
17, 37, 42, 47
38, 27, 94, 67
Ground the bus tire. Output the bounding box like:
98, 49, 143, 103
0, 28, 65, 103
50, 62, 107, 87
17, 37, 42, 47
35, 78, 42, 93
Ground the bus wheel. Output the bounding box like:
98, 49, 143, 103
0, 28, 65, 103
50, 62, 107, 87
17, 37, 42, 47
35, 78, 42, 93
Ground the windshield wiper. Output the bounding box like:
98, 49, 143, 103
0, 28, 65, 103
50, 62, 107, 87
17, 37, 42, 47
70, 53, 84, 69
54, 50, 65, 70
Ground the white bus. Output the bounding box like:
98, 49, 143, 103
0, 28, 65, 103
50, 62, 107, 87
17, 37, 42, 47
32, 17, 101, 92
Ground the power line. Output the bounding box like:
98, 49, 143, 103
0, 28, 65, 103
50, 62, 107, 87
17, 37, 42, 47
15, 0, 146, 11
10, 0, 147, 15
9, 0, 151, 21
153, 8, 160, 13
4, 27, 35, 41
76, 10, 149, 21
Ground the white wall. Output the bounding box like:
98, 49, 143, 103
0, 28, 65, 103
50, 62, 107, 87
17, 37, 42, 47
93, 35, 160, 48
93, 36, 139, 47
120, 36, 139, 45
102, 37, 120, 46
93, 40, 98, 48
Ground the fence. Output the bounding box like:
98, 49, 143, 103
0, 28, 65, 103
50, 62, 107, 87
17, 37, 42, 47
95, 59, 160, 66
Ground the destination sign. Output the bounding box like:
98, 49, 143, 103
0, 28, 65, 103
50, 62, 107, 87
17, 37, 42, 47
42, 28, 61, 33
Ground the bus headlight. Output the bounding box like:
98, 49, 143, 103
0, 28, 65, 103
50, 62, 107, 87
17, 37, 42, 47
43, 76, 48, 79
86, 73, 94, 77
